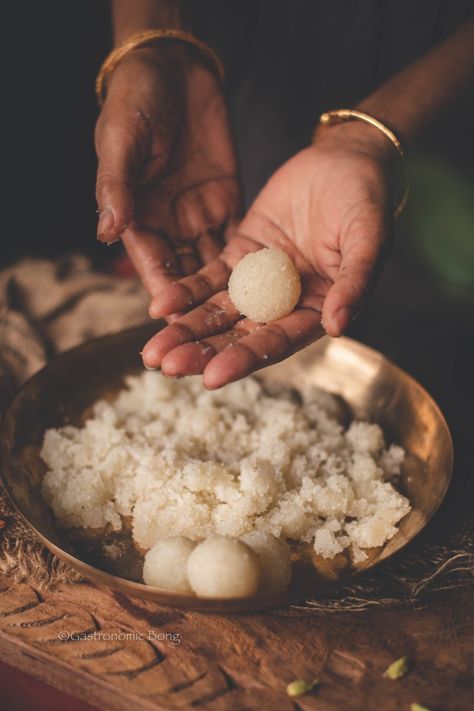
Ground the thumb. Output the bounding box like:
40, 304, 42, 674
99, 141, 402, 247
322, 212, 387, 337
95, 118, 142, 244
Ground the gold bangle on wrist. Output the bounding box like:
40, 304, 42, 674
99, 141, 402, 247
95, 29, 225, 107
317, 109, 409, 218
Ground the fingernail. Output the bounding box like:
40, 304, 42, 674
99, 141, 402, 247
144, 364, 158, 371
97, 208, 114, 240
335, 307, 352, 335
148, 305, 160, 320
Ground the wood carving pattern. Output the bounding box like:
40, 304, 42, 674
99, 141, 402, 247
0, 578, 472, 710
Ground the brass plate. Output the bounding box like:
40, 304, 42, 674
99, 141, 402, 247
0, 324, 453, 612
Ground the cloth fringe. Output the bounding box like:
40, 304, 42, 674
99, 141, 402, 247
287, 523, 474, 614
0, 480, 84, 589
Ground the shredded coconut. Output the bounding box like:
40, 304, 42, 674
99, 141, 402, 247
40, 371, 410, 560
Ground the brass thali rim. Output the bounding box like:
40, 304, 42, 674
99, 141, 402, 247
0, 324, 454, 612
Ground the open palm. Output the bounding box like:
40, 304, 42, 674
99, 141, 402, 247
142, 124, 392, 387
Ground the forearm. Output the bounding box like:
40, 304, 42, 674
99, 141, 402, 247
357, 20, 474, 147
112, 0, 184, 45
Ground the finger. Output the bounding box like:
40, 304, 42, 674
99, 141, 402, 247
160, 325, 253, 376
122, 228, 180, 297
162, 341, 218, 375
321, 212, 386, 338
149, 258, 230, 318
175, 248, 201, 277
203, 308, 324, 389
96, 121, 144, 244
174, 188, 213, 241
204, 177, 242, 230
142, 292, 241, 368
174, 179, 239, 242
196, 230, 224, 264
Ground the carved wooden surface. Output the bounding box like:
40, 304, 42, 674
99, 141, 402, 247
0, 575, 472, 711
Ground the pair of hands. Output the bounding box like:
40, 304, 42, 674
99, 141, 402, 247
95, 45, 393, 389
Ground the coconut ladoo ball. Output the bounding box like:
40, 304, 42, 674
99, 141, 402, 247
228, 248, 302, 323
143, 536, 196, 592
240, 531, 292, 595
186, 535, 261, 598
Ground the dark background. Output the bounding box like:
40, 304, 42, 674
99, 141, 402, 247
4, 2, 111, 264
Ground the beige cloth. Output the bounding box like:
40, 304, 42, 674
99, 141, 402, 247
0, 255, 149, 588
0, 255, 149, 382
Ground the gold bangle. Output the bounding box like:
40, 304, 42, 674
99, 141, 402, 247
317, 109, 409, 218
96, 29, 225, 107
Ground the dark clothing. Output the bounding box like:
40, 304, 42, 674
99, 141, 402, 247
188, 0, 474, 204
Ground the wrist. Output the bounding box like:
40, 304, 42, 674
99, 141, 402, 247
98, 30, 224, 106
314, 120, 396, 164
112, 43, 185, 73
106, 41, 222, 97
313, 119, 409, 217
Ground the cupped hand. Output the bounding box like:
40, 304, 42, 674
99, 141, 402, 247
142, 121, 394, 388
95, 45, 240, 296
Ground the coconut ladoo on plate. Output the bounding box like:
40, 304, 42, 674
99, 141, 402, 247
40, 370, 410, 599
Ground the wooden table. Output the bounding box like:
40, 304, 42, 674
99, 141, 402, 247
0, 574, 472, 711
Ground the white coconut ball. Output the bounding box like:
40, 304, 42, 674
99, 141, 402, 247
186, 535, 260, 598
228, 248, 302, 323
143, 536, 196, 593
240, 531, 292, 595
